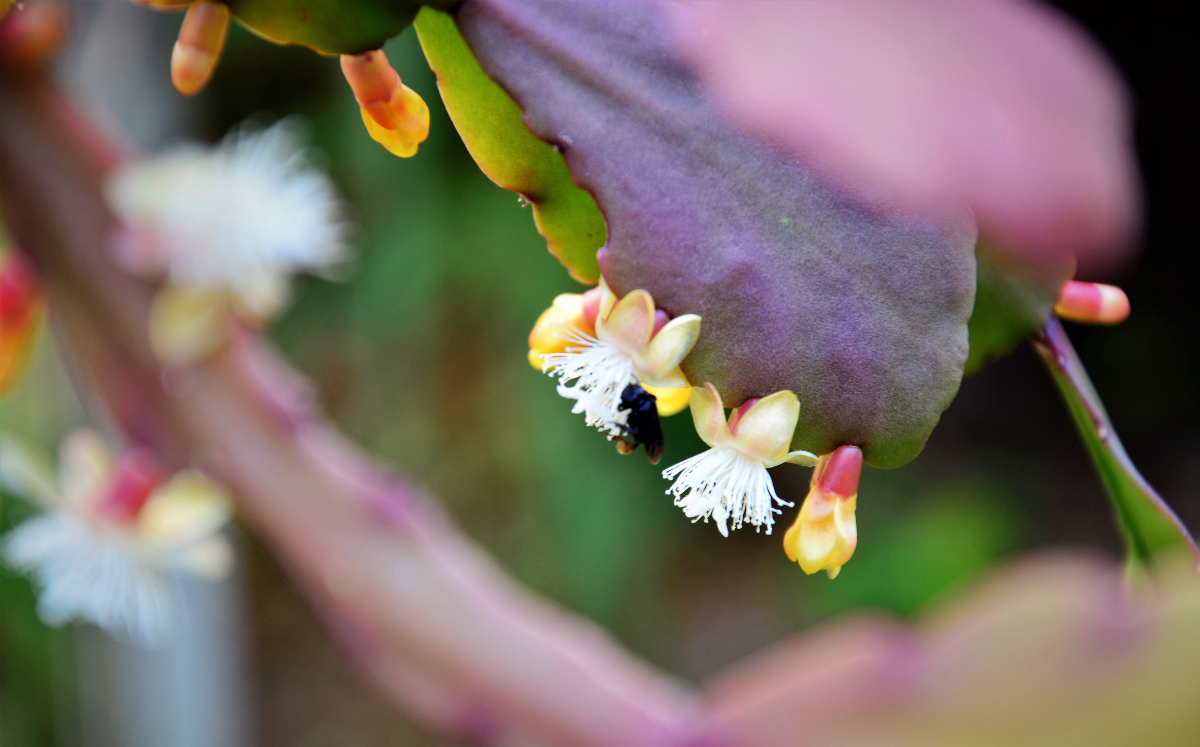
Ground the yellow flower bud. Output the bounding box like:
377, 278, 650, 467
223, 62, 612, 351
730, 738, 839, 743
783, 445, 862, 578
341, 50, 430, 158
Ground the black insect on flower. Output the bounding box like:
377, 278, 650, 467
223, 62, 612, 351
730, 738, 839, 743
615, 383, 664, 465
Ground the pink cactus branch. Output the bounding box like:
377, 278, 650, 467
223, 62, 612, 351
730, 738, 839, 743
0, 71, 696, 747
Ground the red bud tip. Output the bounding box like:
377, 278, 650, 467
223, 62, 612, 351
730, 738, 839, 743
0, 251, 38, 325
816, 445, 862, 498
1055, 280, 1130, 325
95, 448, 165, 523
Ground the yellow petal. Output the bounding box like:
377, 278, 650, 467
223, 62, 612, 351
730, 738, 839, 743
688, 383, 730, 447
730, 390, 800, 465
148, 285, 227, 365
597, 288, 654, 354
528, 293, 586, 369
637, 313, 701, 384
57, 429, 113, 510
360, 99, 427, 158
643, 381, 691, 417
597, 276, 617, 320
784, 450, 820, 466
173, 535, 235, 580
0, 436, 61, 509
138, 470, 231, 549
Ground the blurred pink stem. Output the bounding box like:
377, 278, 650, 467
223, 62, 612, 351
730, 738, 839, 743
0, 71, 695, 747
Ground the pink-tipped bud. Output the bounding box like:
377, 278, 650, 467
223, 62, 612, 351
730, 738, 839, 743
1055, 280, 1130, 325
170, 1, 230, 96
784, 445, 862, 578
0, 251, 38, 326
815, 444, 863, 498
340, 50, 430, 158
95, 448, 165, 523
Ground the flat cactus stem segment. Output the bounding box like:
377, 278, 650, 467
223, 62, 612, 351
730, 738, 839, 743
456, 0, 977, 467
1032, 318, 1200, 568
966, 238, 1074, 375
414, 7, 604, 283
225, 0, 454, 55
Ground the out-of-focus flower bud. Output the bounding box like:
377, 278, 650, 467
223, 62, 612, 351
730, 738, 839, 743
0, 250, 41, 397
170, 1, 230, 96
665, 383, 817, 536
784, 445, 862, 578
1054, 280, 1130, 325
0, 0, 12, 21
0, 1, 68, 72
341, 50, 430, 158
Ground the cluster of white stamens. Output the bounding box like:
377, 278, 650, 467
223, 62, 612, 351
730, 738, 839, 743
664, 446, 791, 536
542, 325, 636, 437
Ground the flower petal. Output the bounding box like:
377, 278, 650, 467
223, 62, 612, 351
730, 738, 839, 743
729, 390, 799, 464
636, 313, 701, 384
0, 436, 61, 509
688, 383, 729, 447
170, 535, 235, 580
137, 471, 231, 549
596, 288, 654, 354
148, 285, 227, 365
57, 430, 112, 510
643, 381, 691, 417
783, 450, 819, 467
528, 293, 586, 369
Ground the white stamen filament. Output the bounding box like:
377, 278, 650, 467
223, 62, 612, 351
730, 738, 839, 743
663, 446, 792, 536
542, 325, 637, 436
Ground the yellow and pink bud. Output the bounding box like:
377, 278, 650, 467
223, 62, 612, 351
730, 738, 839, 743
170, 1, 230, 96
783, 445, 862, 578
1054, 280, 1130, 325
341, 50, 430, 158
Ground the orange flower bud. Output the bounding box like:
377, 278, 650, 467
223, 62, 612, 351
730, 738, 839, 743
1054, 280, 1130, 325
783, 445, 862, 578
170, 1, 230, 96
341, 50, 430, 158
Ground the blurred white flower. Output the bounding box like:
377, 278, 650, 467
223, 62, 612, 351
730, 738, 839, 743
106, 120, 347, 363
0, 430, 234, 647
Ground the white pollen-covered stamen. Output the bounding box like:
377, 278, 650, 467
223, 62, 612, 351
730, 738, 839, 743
663, 446, 792, 537
541, 324, 637, 437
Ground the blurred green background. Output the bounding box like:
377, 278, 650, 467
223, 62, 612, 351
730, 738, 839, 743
2, 2, 1197, 745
